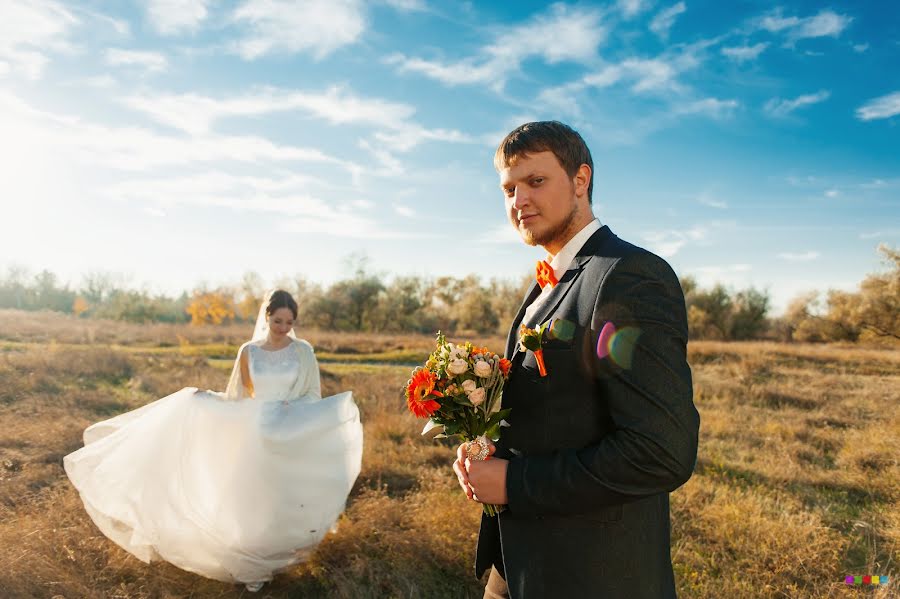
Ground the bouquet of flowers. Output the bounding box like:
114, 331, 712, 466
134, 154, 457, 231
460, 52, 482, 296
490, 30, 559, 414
405, 332, 512, 516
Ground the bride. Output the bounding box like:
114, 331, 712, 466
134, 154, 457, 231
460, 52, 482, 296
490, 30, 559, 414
63, 289, 364, 591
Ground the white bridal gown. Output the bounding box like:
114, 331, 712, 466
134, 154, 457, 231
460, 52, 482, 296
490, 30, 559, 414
63, 339, 363, 583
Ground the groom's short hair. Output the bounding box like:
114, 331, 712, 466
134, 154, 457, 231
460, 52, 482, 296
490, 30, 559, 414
494, 121, 594, 203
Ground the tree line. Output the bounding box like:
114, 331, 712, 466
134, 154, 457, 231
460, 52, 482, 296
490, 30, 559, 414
1, 246, 896, 342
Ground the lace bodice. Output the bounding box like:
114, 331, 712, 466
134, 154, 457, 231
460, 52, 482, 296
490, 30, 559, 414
248, 343, 301, 401
237, 339, 321, 402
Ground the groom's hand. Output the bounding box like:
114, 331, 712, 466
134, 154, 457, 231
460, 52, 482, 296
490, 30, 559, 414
453, 443, 475, 501
464, 443, 508, 506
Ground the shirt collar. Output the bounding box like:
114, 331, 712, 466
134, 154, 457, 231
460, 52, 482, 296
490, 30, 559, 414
548, 218, 602, 279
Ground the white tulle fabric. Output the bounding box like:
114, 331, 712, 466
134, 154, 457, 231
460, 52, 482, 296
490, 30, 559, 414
63, 338, 363, 584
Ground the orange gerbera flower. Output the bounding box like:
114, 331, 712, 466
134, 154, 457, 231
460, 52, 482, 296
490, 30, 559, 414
498, 358, 512, 376
406, 369, 441, 418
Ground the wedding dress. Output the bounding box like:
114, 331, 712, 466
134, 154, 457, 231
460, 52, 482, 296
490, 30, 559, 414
63, 336, 363, 584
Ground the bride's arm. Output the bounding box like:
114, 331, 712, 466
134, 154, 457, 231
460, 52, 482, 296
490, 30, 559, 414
239, 346, 255, 398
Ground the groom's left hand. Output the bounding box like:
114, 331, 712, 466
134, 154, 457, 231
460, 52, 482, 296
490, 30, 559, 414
466, 446, 509, 505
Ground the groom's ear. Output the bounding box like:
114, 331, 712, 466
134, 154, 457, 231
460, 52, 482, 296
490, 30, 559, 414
574, 163, 592, 200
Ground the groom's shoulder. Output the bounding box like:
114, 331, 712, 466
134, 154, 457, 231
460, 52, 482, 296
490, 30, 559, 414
589, 229, 680, 284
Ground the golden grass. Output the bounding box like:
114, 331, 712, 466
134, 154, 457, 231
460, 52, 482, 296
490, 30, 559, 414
0, 315, 898, 597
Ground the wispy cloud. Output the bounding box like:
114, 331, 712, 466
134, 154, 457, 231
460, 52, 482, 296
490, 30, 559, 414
856, 91, 900, 121
617, 0, 651, 19
146, 0, 212, 34
673, 97, 739, 118
0, 0, 79, 80
824, 189, 839, 198
231, 0, 365, 60
0, 91, 357, 173
691, 263, 752, 288
122, 86, 415, 135
650, 2, 686, 40
778, 251, 820, 262
721, 42, 768, 62
105, 48, 168, 73
697, 194, 728, 209
642, 225, 708, 257
386, 3, 605, 90
392, 203, 415, 217
853, 43, 869, 53
764, 89, 830, 117
757, 9, 852, 43
478, 223, 521, 245
382, 0, 427, 11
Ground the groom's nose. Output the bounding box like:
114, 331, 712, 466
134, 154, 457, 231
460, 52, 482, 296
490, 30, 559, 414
511, 187, 530, 210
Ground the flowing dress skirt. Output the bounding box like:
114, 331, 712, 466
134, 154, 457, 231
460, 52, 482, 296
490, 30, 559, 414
63, 388, 363, 582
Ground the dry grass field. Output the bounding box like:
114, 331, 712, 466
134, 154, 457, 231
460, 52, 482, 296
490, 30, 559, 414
0, 310, 898, 598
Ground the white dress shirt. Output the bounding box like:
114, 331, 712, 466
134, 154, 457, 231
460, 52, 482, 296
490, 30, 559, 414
523, 218, 602, 327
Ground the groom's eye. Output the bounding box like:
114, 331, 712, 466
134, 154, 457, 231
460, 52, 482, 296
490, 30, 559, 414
503, 187, 515, 197
531, 177, 544, 185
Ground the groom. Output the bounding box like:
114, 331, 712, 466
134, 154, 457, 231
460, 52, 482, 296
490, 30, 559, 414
453, 121, 700, 598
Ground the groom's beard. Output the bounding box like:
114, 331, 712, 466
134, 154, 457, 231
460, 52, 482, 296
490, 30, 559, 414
515, 201, 578, 249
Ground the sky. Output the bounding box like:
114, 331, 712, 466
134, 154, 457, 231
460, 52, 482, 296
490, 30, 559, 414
0, 0, 898, 314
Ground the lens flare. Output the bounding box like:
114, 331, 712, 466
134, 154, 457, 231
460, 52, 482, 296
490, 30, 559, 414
595, 321, 642, 369
547, 317, 575, 342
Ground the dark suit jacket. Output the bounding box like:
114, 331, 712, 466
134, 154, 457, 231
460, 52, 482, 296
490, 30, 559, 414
475, 225, 700, 598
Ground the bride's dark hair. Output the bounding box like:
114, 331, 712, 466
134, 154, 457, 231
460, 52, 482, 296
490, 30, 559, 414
266, 289, 298, 319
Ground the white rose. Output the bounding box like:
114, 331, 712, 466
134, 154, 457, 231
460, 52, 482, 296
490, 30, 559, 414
447, 359, 469, 375
450, 344, 469, 360
461, 379, 477, 395
474, 360, 493, 378
468, 386, 486, 406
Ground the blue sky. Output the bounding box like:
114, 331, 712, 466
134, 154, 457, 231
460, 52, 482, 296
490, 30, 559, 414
0, 0, 898, 313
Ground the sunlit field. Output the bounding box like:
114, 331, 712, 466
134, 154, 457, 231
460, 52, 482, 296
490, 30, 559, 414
0, 310, 897, 598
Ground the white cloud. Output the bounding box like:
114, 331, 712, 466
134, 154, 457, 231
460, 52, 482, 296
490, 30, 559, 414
393, 204, 415, 217
650, 2, 686, 40
383, 0, 426, 11
122, 86, 414, 134
0, 0, 78, 80
105, 48, 168, 73
764, 89, 830, 117
105, 170, 420, 240
697, 194, 727, 209
121, 85, 472, 154
721, 42, 768, 62
824, 189, 839, 198
853, 43, 869, 53
758, 9, 852, 42
778, 251, 820, 262
673, 97, 739, 118
856, 91, 900, 121
232, 0, 365, 60
146, 0, 212, 34
691, 263, 752, 288
478, 223, 521, 245
618, 0, 651, 19
386, 3, 605, 90
641, 225, 708, 257
0, 91, 356, 173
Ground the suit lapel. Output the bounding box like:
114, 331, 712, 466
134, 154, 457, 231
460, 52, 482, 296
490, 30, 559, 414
509, 256, 591, 360
505, 225, 614, 361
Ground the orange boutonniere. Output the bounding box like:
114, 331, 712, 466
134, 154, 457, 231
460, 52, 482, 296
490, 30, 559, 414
518, 322, 549, 377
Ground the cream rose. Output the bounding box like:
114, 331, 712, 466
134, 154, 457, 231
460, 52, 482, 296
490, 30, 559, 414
474, 360, 493, 378
468, 386, 486, 406
461, 379, 477, 395
447, 359, 469, 375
